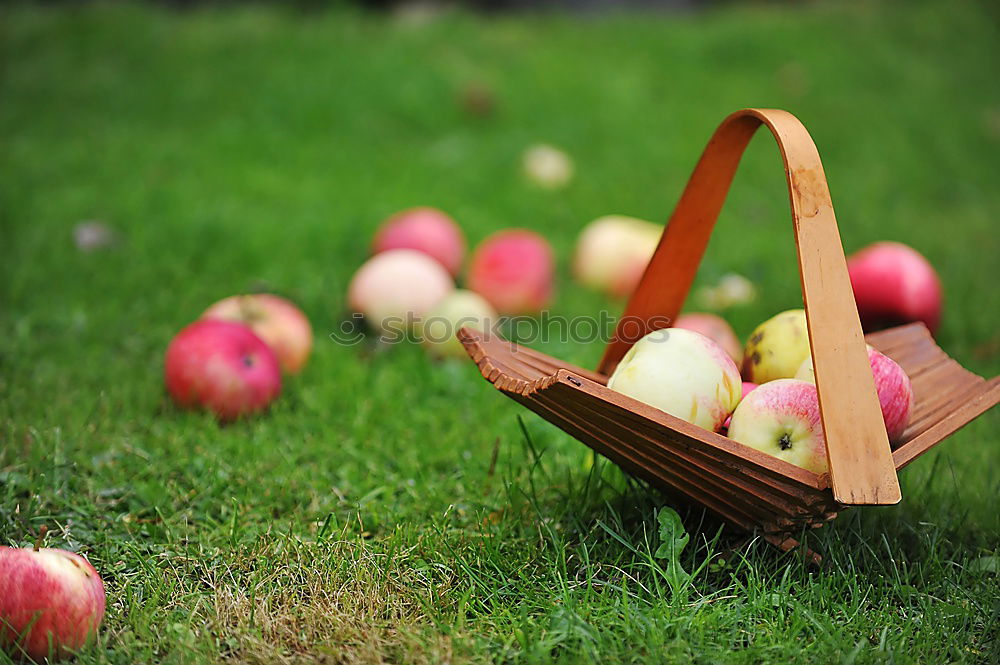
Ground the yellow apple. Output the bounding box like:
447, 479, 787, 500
742, 309, 810, 384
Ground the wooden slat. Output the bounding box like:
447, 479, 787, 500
550, 380, 834, 512
893, 378, 1000, 470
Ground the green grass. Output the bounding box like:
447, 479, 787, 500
2, 1, 999, 663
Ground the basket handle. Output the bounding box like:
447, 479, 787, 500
599, 108, 901, 506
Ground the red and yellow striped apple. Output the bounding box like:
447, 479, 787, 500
607, 328, 742, 432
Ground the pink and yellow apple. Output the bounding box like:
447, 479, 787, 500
371, 207, 466, 277
0, 534, 106, 662
348, 249, 454, 334
727, 379, 827, 473
572, 215, 661, 298
201, 294, 313, 374
607, 328, 742, 432
416, 289, 499, 359
742, 309, 811, 384
795, 345, 913, 443
847, 241, 943, 334
673, 312, 743, 365
467, 230, 554, 315
164, 319, 282, 421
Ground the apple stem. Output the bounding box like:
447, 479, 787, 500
33, 525, 48, 552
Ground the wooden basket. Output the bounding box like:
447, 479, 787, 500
459, 108, 1000, 556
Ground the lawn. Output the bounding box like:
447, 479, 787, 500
2, 1, 999, 663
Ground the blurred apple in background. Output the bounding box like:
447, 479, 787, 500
164, 319, 281, 421
468, 230, 554, 315
847, 241, 943, 334
608, 328, 742, 432
202, 294, 312, 374
572, 215, 661, 298
522, 144, 573, 189
727, 379, 827, 473
796, 345, 913, 443
372, 207, 466, 277
348, 249, 454, 334
673, 312, 742, 364
742, 309, 811, 384
417, 289, 499, 359
0, 530, 106, 662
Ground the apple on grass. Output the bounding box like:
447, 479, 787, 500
742, 309, 811, 384
348, 249, 454, 335
371, 207, 466, 277
202, 294, 313, 374
572, 215, 661, 299
467, 230, 554, 315
795, 345, 913, 443
673, 312, 743, 365
1, 527, 106, 662
416, 289, 499, 360
847, 241, 943, 334
607, 328, 742, 433
164, 319, 282, 422
727, 379, 827, 473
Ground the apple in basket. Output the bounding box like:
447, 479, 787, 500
727, 379, 828, 473
0, 529, 106, 662
202, 294, 313, 374
372, 207, 466, 277
742, 309, 811, 384
607, 328, 742, 432
572, 215, 661, 299
847, 241, 943, 334
795, 345, 913, 443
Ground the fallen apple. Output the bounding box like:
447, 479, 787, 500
608, 328, 742, 432
348, 248, 454, 334
572, 215, 661, 299
202, 294, 313, 374
847, 241, 943, 334
372, 207, 466, 277
674, 312, 743, 365
727, 379, 827, 473
522, 144, 573, 189
742, 309, 810, 384
0, 528, 106, 662
467, 230, 554, 315
164, 319, 282, 421
795, 345, 913, 443
416, 289, 500, 359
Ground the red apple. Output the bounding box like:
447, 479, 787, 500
201, 294, 313, 374
0, 530, 106, 662
164, 319, 281, 421
673, 312, 743, 365
467, 230, 554, 315
795, 345, 913, 443
727, 379, 827, 473
372, 207, 466, 276
348, 249, 454, 334
847, 241, 943, 334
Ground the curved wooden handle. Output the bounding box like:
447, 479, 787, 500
599, 108, 900, 506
